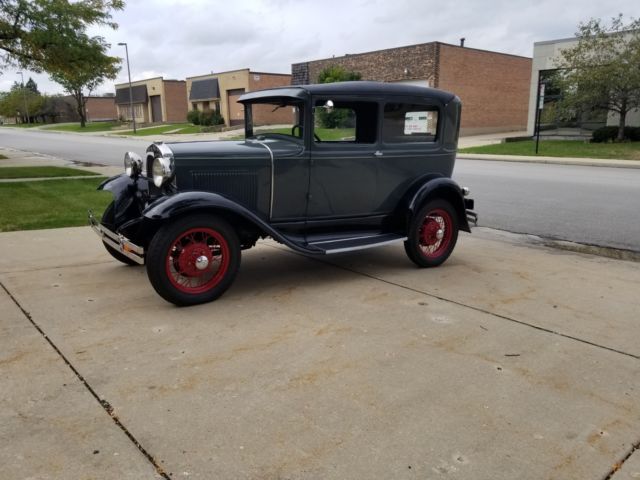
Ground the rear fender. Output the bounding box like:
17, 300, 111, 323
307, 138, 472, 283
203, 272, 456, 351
402, 176, 471, 233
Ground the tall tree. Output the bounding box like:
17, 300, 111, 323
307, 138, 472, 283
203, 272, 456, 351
25, 76, 38, 94
558, 15, 640, 141
0, 0, 124, 72
48, 34, 119, 127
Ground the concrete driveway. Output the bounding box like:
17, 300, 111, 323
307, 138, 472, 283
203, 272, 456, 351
1, 227, 638, 479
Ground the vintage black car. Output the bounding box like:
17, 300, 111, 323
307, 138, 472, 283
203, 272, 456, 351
89, 81, 476, 306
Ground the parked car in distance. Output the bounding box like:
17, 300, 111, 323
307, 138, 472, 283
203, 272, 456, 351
89, 81, 476, 306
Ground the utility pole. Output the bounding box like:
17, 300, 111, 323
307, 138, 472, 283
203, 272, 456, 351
16, 71, 30, 124
117, 42, 137, 133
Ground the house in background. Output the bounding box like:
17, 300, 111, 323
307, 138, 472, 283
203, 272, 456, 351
292, 41, 532, 136
114, 77, 187, 124
527, 35, 640, 135
186, 69, 291, 127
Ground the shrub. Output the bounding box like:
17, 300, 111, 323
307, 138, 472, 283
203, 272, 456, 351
187, 109, 200, 125
199, 110, 225, 127
591, 126, 640, 143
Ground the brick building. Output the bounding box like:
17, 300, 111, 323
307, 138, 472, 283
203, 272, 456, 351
186, 69, 291, 127
84, 96, 117, 121
114, 77, 187, 124
292, 42, 532, 135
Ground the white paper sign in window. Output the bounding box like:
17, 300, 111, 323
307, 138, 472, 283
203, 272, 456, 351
404, 111, 434, 135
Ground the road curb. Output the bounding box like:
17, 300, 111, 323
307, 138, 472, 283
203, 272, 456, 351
457, 153, 640, 169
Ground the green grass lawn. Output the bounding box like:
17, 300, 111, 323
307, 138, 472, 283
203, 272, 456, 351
0, 177, 110, 232
229, 127, 356, 141
115, 123, 196, 136
0, 123, 40, 128
0, 166, 98, 179
44, 122, 124, 133
459, 140, 640, 160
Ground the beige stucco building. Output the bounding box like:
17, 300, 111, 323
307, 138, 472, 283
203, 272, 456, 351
115, 77, 187, 124
527, 35, 640, 135
186, 69, 292, 127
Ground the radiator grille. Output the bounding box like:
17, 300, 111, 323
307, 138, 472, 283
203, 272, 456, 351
191, 170, 259, 209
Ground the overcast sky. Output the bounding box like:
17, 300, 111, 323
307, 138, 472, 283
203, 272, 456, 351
2, 0, 640, 95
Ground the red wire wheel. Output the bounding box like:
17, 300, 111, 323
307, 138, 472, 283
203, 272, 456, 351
146, 215, 241, 306
418, 208, 453, 259
165, 227, 230, 294
405, 199, 459, 268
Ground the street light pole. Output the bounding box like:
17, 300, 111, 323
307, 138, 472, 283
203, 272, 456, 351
16, 71, 30, 124
117, 42, 136, 133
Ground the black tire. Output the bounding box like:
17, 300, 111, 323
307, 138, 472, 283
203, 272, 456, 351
146, 214, 241, 306
101, 202, 140, 266
404, 199, 459, 268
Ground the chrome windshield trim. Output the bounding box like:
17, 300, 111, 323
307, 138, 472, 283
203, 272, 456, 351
253, 139, 275, 220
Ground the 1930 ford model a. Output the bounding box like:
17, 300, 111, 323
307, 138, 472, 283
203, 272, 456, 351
89, 81, 476, 306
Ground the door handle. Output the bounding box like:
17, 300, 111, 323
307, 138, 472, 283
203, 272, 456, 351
373, 150, 383, 157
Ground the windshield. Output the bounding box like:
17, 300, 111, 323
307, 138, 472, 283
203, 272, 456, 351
244, 98, 305, 141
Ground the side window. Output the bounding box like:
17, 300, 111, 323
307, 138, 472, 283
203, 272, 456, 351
383, 103, 439, 143
314, 100, 378, 144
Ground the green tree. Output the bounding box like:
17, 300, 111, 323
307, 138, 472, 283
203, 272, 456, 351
317, 65, 362, 83
0, 85, 43, 123
316, 66, 361, 128
0, 0, 123, 72
558, 15, 640, 141
48, 35, 120, 127
25, 77, 38, 94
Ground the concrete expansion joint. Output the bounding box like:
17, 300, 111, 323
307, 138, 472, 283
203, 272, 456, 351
604, 438, 640, 479
264, 244, 640, 362
0, 280, 172, 480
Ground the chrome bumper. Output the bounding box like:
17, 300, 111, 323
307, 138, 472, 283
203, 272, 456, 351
466, 210, 478, 226
88, 210, 145, 265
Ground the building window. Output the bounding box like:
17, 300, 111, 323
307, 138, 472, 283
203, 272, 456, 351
382, 103, 439, 143
192, 103, 198, 111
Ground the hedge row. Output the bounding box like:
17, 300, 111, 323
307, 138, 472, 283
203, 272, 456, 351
591, 126, 640, 143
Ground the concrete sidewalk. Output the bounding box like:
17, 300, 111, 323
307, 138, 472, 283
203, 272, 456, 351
0, 226, 638, 479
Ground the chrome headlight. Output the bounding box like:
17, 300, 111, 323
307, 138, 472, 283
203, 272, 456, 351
152, 156, 173, 187
124, 152, 143, 177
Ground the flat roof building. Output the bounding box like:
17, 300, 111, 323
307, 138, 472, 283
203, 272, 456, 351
114, 77, 187, 124
293, 41, 532, 135
186, 69, 292, 127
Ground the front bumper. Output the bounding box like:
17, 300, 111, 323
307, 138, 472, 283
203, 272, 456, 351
88, 210, 145, 265
464, 198, 478, 226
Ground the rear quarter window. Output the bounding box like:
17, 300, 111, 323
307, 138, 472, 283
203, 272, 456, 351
383, 103, 439, 143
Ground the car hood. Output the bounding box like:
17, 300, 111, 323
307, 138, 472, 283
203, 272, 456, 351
164, 138, 303, 161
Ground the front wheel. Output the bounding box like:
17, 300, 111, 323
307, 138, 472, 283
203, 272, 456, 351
404, 199, 459, 268
146, 214, 241, 306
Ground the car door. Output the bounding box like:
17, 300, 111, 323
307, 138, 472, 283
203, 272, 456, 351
307, 97, 382, 219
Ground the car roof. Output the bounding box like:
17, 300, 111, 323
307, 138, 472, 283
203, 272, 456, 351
238, 81, 456, 103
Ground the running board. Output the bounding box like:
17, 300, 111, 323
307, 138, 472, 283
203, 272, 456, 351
308, 233, 407, 254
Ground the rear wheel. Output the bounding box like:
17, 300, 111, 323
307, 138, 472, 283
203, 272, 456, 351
100, 202, 139, 266
404, 199, 459, 268
146, 214, 241, 306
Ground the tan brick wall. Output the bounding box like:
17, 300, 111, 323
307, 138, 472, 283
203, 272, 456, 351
437, 44, 532, 134
292, 43, 439, 85
249, 72, 294, 125
163, 81, 188, 122
85, 97, 116, 121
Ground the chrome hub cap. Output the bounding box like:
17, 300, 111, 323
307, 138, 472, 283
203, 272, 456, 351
195, 255, 210, 271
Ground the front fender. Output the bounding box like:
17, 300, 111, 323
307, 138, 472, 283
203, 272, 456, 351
403, 176, 471, 233
142, 192, 322, 254
99, 174, 150, 225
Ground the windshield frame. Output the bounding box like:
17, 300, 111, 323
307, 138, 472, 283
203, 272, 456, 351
243, 97, 306, 141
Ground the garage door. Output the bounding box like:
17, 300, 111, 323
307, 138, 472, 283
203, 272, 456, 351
227, 89, 245, 126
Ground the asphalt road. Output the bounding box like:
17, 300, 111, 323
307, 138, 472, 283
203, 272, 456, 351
2, 128, 639, 252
